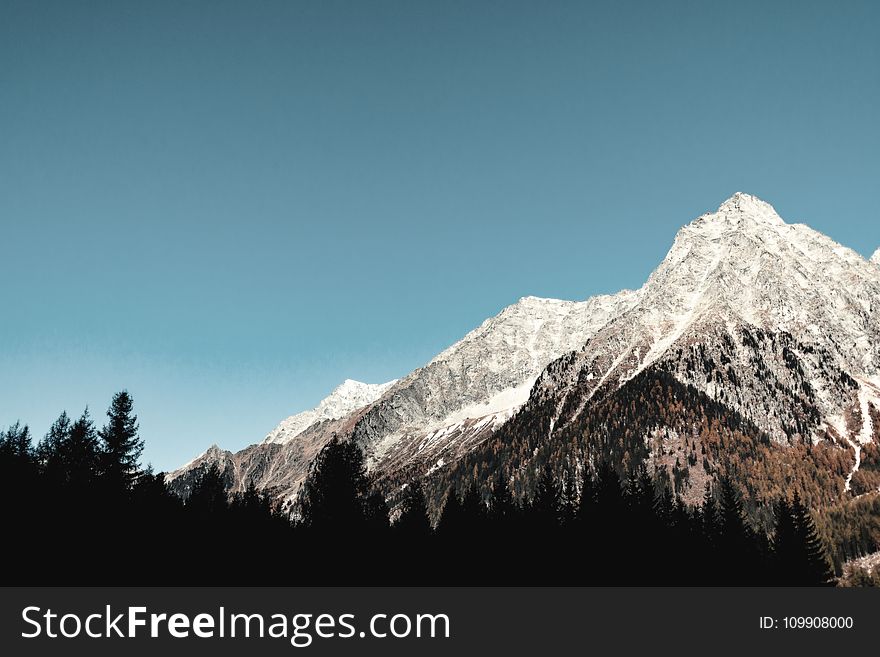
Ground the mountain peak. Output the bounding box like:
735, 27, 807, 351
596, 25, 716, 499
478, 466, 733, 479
262, 378, 397, 445
714, 192, 784, 225
872, 248, 880, 265
335, 379, 372, 393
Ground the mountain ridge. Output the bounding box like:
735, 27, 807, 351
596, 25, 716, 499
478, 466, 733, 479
168, 193, 880, 527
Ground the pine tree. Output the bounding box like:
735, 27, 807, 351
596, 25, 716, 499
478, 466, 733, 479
363, 489, 390, 533
0, 422, 36, 501
716, 476, 758, 582
576, 466, 597, 524
299, 436, 369, 532
460, 483, 487, 536
188, 462, 228, 514
64, 409, 101, 489
531, 461, 561, 528
98, 391, 143, 491
560, 466, 578, 525
772, 497, 799, 584
490, 475, 517, 524
36, 411, 71, 479
791, 493, 834, 585
436, 486, 466, 536
701, 481, 721, 547
0, 422, 34, 472
394, 480, 431, 539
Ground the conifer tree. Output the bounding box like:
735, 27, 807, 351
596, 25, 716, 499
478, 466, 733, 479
363, 489, 390, 533
701, 481, 721, 546
0, 422, 34, 471
36, 411, 71, 479
560, 466, 578, 525
99, 391, 143, 491
436, 486, 466, 536
0, 422, 36, 502
772, 497, 799, 583
576, 466, 597, 524
531, 461, 561, 528
188, 462, 228, 514
299, 436, 369, 532
64, 409, 101, 489
791, 493, 834, 585
490, 475, 517, 524
394, 480, 431, 539
460, 483, 488, 538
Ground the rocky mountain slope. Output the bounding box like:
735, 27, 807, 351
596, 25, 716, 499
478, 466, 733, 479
435, 194, 880, 563
262, 379, 397, 446
166, 289, 640, 506
168, 193, 880, 532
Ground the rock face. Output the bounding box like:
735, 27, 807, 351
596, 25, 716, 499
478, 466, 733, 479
168, 193, 880, 514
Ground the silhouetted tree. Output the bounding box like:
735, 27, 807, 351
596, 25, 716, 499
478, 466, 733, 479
99, 391, 143, 491
299, 437, 369, 532
531, 461, 561, 529
188, 462, 228, 515
64, 409, 101, 490
790, 493, 834, 585
394, 480, 431, 540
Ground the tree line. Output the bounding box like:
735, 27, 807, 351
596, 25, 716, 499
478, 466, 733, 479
0, 391, 840, 585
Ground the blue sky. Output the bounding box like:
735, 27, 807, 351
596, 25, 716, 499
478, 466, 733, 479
2, 0, 878, 471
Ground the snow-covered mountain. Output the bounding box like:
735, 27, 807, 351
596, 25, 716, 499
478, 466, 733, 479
168, 192, 880, 515
872, 248, 880, 266
263, 379, 397, 445
529, 192, 880, 434
469, 192, 880, 508
167, 287, 640, 504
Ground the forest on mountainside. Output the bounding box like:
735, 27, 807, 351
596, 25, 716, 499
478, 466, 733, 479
3, 391, 873, 585
428, 366, 880, 572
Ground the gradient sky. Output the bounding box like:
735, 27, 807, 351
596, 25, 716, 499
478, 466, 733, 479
2, 0, 878, 471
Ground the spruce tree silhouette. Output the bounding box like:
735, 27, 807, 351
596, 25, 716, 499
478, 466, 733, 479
363, 486, 391, 566
36, 412, 72, 487
560, 466, 578, 525
0, 423, 38, 555
701, 481, 722, 554
436, 486, 465, 534
716, 476, 759, 583
299, 436, 378, 576
531, 461, 561, 529
300, 436, 369, 531
395, 480, 432, 540
490, 475, 517, 525
98, 390, 143, 492
773, 497, 800, 584
790, 493, 835, 586
436, 485, 467, 575
189, 462, 228, 515
64, 409, 101, 491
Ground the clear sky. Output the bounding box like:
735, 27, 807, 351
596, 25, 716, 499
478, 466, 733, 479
2, 0, 878, 471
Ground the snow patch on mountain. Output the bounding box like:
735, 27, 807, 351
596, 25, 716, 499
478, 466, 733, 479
263, 379, 397, 445
597, 192, 880, 388
358, 290, 642, 468
872, 248, 880, 266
